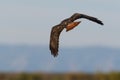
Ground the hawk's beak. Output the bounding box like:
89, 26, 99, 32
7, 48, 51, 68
66, 21, 81, 32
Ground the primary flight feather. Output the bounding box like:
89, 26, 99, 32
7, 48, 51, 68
49, 13, 104, 57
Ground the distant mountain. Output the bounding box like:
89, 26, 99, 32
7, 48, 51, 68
0, 45, 120, 73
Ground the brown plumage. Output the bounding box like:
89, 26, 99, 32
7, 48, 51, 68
49, 13, 104, 57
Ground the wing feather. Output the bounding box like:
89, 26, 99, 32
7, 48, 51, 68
80, 14, 104, 25
49, 25, 65, 57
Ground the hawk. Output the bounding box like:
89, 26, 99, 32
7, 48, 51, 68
49, 13, 104, 57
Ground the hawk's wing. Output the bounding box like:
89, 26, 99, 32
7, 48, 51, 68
49, 25, 65, 57
80, 14, 103, 25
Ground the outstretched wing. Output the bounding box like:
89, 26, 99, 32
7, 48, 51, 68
69, 13, 103, 25
49, 25, 65, 57
80, 14, 103, 25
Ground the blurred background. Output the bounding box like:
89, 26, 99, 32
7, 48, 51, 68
0, 0, 120, 74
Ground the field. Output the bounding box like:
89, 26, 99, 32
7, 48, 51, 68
0, 72, 120, 80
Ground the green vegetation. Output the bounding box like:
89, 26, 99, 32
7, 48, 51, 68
0, 72, 120, 80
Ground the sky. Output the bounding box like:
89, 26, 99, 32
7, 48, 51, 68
0, 0, 120, 48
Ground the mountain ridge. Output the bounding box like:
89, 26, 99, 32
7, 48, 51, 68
0, 45, 120, 72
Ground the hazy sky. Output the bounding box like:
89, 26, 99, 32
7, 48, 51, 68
0, 0, 120, 48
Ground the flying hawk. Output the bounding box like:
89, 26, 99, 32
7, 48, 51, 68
49, 13, 104, 57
